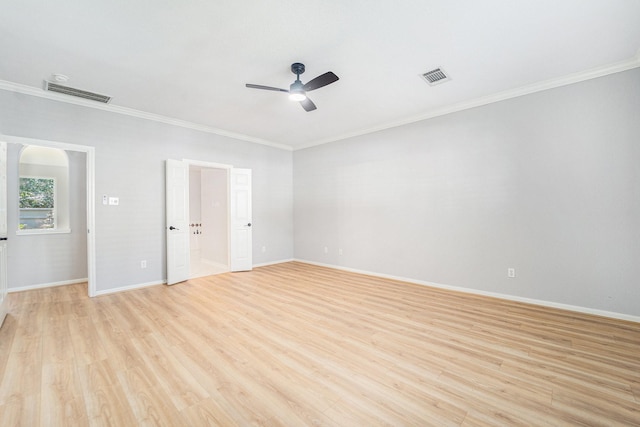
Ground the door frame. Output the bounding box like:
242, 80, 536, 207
0, 134, 96, 297
0, 141, 7, 327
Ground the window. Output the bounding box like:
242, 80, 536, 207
17, 146, 70, 234
19, 177, 56, 230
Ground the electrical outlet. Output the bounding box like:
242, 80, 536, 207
141, 260, 147, 269
102, 195, 108, 205
261, 246, 266, 253
324, 246, 328, 254
508, 268, 516, 278
338, 248, 343, 255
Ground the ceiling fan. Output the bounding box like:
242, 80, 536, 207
246, 63, 339, 112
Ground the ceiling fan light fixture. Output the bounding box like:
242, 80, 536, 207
289, 80, 306, 101
289, 91, 306, 101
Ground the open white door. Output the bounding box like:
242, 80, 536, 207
230, 168, 252, 272
0, 141, 7, 327
166, 159, 190, 285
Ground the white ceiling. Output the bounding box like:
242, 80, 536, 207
1, 0, 639, 150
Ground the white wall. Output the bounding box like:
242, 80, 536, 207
294, 68, 640, 317
0, 91, 294, 293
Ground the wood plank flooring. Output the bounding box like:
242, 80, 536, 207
1, 261, 639, 426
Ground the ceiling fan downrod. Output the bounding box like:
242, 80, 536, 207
291, 62, 305, 80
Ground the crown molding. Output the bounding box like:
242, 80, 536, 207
0, 80, 292, 151
2, 52, 638, 152
295, 53, 640, 150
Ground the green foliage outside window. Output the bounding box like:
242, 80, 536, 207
19, 177, 56, 230
19, 178, 54, 208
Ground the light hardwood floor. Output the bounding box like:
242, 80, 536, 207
0, 262, 639, 426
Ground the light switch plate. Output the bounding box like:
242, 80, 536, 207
108, 197, 119, 206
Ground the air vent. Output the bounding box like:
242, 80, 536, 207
420, 68, 451, 86
44, 81, 112, 103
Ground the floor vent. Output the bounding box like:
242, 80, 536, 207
44, 81, 112, 103
420, 68, 451, 86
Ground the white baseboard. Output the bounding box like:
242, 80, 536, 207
293, 259, 640, 324
8, 278, 88, 293
94, 280, 165, 296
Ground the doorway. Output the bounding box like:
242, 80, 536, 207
188, 165, 229, 278
1, 134, 95, 296
166, 159, 252, 284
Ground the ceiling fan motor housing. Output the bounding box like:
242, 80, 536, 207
290, 80, 304, 92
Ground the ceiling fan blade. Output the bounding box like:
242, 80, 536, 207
300, 97, 317, 112
303, 72, 339, 92
245, 84, 288, 93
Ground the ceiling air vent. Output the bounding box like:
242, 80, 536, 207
420, 68, 450, 86
43, 81, 112, 103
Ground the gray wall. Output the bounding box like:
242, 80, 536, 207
7, 147, 87, 287
294, 68, 640, 317
0, 91, 293, 293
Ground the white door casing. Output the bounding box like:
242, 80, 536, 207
0, 142, 6, 235
0, 241, 6, 328
0, 141, 7, 327
230, 168, 252, 272
166, 160, 190, 285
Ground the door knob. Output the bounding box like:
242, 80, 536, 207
247, 223, 252, 227
169, 226, 179, 230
